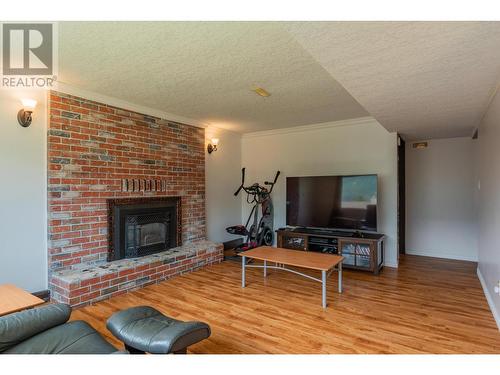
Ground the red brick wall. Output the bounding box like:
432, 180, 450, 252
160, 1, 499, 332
47, 91, 206, 273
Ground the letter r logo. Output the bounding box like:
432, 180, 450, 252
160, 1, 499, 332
2, 23, 53, 75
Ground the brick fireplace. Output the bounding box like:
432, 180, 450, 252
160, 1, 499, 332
47, 91, 222, 306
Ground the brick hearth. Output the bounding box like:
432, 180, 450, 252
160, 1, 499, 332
47, 91, 219, 305
50, 241, 222, 306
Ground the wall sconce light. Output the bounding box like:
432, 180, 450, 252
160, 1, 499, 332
18, 99, 37, 128
207, 138, 219, 154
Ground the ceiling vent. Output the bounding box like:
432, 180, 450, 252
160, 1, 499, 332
252, 87, 271, 97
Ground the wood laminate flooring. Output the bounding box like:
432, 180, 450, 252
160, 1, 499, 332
71, 255, 500, 353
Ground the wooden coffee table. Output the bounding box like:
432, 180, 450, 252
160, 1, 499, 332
238, 246, 344, 308
0, 284, 45, 317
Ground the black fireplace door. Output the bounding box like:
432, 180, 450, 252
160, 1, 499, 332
110, 202, 178, 261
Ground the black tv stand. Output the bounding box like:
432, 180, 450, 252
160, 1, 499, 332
289, 227, 380, 240
277, 227, 385, 274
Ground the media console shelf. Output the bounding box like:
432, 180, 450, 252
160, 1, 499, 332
276, 228, 385, 274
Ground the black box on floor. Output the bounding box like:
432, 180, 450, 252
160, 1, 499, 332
223, 238, 243, 260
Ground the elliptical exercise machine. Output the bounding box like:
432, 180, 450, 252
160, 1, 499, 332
226, 168, 280, 253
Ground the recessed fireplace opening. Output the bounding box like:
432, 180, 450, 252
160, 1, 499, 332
108, 197, 181, 261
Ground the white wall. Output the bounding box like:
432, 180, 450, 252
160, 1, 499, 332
405, 137, 477, 261
241, 118, 399, 267
0, 90, 48, 292
477, 88, 500, 329
205, 127, 242, 243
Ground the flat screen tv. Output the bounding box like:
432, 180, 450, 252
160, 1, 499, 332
286, 174, 378, 232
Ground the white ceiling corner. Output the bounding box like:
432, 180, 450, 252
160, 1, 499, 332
287, 21, 500, 140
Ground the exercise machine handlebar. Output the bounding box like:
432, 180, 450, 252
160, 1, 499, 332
234, 168, 246, 196
264, 171, 281, 193
234, 168, 280, 197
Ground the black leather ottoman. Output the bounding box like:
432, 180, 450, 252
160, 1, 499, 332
106, 306, 211, 354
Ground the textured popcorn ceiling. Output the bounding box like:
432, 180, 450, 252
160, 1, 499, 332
287, 21, 500, 140
58, 22, 500, 138
58, 22, 367, 133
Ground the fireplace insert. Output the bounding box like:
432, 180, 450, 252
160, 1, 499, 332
108, 197, 181, 261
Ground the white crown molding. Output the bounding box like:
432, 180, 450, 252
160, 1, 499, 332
476, 81, 500, 130
55, 82, 208, 129
477, 267, 500, 331
242, 116, 377, 139
53, 83, 373, 138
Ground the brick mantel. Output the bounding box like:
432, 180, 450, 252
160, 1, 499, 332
47, 91, 206, 275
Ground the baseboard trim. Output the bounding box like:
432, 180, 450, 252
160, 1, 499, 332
384, 261, 399, 269
477, 267, 500, 331
405, 250, 477, 262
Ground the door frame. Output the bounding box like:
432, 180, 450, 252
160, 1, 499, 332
397, 135, 406, 255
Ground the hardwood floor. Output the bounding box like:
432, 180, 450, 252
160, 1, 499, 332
71, 254, 500, 353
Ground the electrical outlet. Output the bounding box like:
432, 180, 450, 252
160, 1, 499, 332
495, 281, 500, 295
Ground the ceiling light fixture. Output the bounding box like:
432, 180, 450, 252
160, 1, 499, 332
253, 87, 271, 97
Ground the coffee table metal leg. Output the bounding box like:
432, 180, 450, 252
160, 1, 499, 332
322, 270, 327, 308
338, 262, 343, 293
242, 256, 246, 288
264, 260, 267, 277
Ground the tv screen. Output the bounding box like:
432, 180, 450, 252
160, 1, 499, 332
286, 174, 378, 232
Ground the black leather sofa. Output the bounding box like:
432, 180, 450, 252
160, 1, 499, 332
0, 303, 211, 354
0, 303, 119, 354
